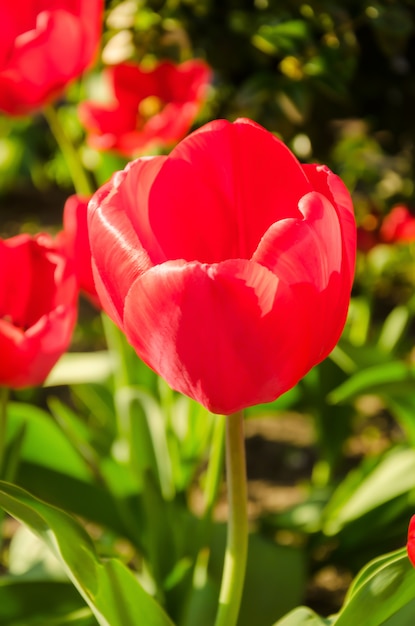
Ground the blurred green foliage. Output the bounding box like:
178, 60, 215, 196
2, 0, 415, 211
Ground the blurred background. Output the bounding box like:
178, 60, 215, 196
3, 1, 415, 229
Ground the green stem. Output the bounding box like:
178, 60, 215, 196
190, 415, 225, 588
0, 387, 10, 477
214, 410, 248, 626
101, 313, 131, 388
44, 105, 94, 197
203, 414, 226, 521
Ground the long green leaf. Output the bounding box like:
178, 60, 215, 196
0, 578, 90, 625
322, 447, 415, 535
334, 549, 415, 626
272, 606, 332, 625
328, 362, 415, 405
7, 403, 91, 481
0, 482, 174, 626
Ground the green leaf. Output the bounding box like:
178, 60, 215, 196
327, 355, 415, 445
345, 548, 406, 601
272, 606, 332, 625
381, 597, 415, 625
386, 395, 415, 447
115, 386, 174, 500
0, 482, 175, 626
335, 548, 415, 626
377, 305, 410, 352
7, 403, 91, 481
47, 397, 101, 472
253, 21, 310, 55
328, 362, 415, 405
322, 447, 415, 535
2, 421, 26, 483
8, 524, 65, 579
16, 462, 133, 539
0, 578, 90, 625
209, 525, 306, 625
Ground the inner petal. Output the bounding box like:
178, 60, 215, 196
143, 119, 312, 264
0, 237, 56, 330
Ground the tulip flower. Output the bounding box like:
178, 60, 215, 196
57, 194, 100, 307
79, 59, 212, 156
0, 233, 78, 388
0, 1, 103, 116
407, 515, 415, 568
88, 118, 356, 414
380, 205, 415, 244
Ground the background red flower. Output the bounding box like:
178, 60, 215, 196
380, 205, 415, 243
0, 233, 78, 388
407, 515, 415, 568
79, 59, 212, 156
57, 194, 101, 308
0, 0, 104, 115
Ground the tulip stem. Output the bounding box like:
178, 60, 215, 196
214, 410, 248, 626
203, 414, 226, 521
44, 105, 94, 197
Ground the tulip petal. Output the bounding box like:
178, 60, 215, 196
78, 101, 139, 140
0, 235, 63, 330
88, 162, 164, 325
58, 195, 100, 306
0, 2, 103, 114
0, 7, 18, 67
80, 59, 211, 156
0, 235, 33, 328
0, 234, 78, 389
123, 259, 312, 414
303, 165, 356, 352
253, 191, 347, 361
303, 164, 356, 283
3, 11, 84, 111
407, 515, 415, 568
112, 63, 165, 107
145, 118, 311, 263
0, 305, 77, 388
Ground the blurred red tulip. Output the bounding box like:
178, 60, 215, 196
57, 194, 101, 307
79, 59, 212, 156
407, 515, 415, 568
0, 1, 103, 115
88, 118, 356, 414
380, 205, 415, 243
0, 233, 78, 388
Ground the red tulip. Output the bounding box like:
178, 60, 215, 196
0, 1, 103, 116
57, 194, 100, 307
407, 515, 415, 568
380, 205, 415, 244
88, 118, 356, 414
0, 233, 78, 388
79, 59, 212, 156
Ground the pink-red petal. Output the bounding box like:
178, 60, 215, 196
253, 191, 346, 362
123, 259, 312, 414
0, 305, 77, 388
407, 515, 415, 568
161, 118, 311, 260
88, 170, 157, 326
303, 163, 356, 284
0, 1, 103, 114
